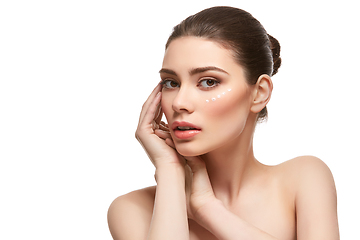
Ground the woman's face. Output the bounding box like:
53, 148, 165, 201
160, 37, 255, 157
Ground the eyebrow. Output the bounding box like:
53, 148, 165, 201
159, 68, 177, 76
190, 66, 229, 75
159, 66, 229, 76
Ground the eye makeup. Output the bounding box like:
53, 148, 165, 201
206, 88, 232, 103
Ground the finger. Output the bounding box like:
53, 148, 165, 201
154, 129, 171, 140
165, 138, 176, 149
185, 156, 206, 173
154, 106, 163, 125
138, 83, 162, 124
185, 156, 214, 197
161, 121, 169, 127
185, 164, 193, 204
159, 121, 169, 131
139, 84, 161, 124
139, 92, 162, 132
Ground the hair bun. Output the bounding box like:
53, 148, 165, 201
268, 34, 281, 76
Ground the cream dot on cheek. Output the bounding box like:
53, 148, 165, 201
206, 88, 232, 103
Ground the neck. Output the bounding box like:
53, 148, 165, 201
200, 117, 261, 206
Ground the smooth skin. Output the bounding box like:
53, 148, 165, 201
108, 37, 339, 240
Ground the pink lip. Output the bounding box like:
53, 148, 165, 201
171, 121, 201, 130
171, 121, 202, 140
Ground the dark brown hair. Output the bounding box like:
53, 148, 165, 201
166, 6, 281, 122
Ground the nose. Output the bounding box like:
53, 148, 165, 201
172, 86, 195, 114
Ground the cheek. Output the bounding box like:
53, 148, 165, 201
202, 88, 250, 118
201, 87, 251, 139
204, 88, 233, 103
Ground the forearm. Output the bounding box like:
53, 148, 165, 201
196, 200, 278, 240
147, 165, 189, 240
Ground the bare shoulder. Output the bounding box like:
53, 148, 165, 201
273, 155, 336, 196
279, 155, 337, 201
277, 155, 330, 168
276, 155, 335, 184
275, 156, 339, 239
107, 186, 156, 240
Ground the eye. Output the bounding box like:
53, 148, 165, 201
161, 79, 179, 89
198, 78, 219, 89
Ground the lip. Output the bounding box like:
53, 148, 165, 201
171, 121, 201, 131
171, 121, 202, 140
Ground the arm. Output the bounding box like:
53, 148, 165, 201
147, 165, 189, 240
196, 200, 278, 240
108, 83, 190, 240
185, 156, 278, 240
138, 85, 189, 240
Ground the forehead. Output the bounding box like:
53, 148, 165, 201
162, 37, 241, 73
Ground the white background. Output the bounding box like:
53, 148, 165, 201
1, 0, 359, 239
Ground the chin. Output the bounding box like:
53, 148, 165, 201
174, 142, 212, 157
175, 147, 200, 157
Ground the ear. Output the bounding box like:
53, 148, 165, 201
250, 74, 273, 114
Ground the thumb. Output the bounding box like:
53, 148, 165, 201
185, 156, 213, 194
185, 156, 207, 174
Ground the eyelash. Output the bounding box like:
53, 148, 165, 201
160, 78, 220, 90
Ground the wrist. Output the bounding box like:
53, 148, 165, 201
155, 163, 185, 182
194, 198, 225, 226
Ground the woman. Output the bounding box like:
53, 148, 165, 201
108, 6, 339, 240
